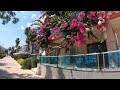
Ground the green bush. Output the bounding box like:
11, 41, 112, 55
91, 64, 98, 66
0, 54, 5, 59
22, 58, 32, 69
31, 56, 39, 68
17, 58, 24, 65
17, 54, 22, 59
16, 56, 39, 69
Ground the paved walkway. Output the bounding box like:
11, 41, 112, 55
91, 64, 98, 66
0, 56, 43, 79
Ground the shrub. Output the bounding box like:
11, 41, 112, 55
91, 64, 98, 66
22, 58, 32, 69
16, 56, 39, 69
0, 54, 5, 59
31, 56, 39, 68
17, 54, 22, 59
20, 54, 30, 59
17, 58, 24, 65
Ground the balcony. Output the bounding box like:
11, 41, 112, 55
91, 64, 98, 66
40, 50, 120, 71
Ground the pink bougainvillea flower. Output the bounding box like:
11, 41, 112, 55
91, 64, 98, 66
79, 28, 85, 34
70, 37, 75, 41
48, 34, 54, 40
77, 40, 82, 48
56, 29, 60, 35
77, 12, 84, 20
52, 28, 60, 35
71, 19, 77, 23
97, 11, 102, 17
40, 24, 46, 29
97, 11, 106, 20
104, 15, 110, 22
88, 11, 97, 21
54, 28, 60, 35
62, 23, 68, 29
70, 36, 77, 41
77, 32, 85, 42
52, 27, 57, 32
77, 22, 84, 28
97, 11, 110, 23
112, 11, 117, 15
70, 22, 77, 29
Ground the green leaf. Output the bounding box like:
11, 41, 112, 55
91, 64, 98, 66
12, 18, 19, 24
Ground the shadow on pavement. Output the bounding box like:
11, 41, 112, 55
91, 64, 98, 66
0, 69, 41, 79
0, 69, 15, 79
0, 63, 7, 66
0, 56, 41, 79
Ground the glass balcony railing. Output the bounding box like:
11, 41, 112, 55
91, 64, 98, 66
40, 50, 120, 71
103, 50, 120, 69
75, 54, 97, 69
60, 55, 72, 68
59, 54, 98, 69
41, 56, 58, 67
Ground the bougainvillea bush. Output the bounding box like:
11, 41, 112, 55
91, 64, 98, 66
26, 11, 117, 51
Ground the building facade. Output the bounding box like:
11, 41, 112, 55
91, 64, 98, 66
45, 12, 120, 56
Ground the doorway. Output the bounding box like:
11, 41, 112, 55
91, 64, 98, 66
87, 41, 108, 69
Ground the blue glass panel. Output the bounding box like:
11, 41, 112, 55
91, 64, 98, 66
41, 57, 48, 63
41, 56, 58, 64
77, 55, 97, 69
60, 56, 73, 67
60, 54, 97, 69
49, 57, 57, 64
106, 51, 120, 68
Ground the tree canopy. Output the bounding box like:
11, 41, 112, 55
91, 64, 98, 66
0, 11, 19, 25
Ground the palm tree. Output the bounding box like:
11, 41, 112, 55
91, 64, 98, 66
9, 46, 15, 55
8, 47, 11, 53
8, 47, 12, 55
25, 27, 31, 52
5, 49, 8, 55
15, 38, 20, 52
12, 46, 14, 50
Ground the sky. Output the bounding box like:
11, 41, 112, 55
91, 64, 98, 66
0, 11, 42, 49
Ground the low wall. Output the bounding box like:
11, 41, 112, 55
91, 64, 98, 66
38, 64, 120, 79
40, 64, 72, 79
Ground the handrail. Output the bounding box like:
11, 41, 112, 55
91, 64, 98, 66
102, 50, 120, 54
41, 53, 100, 57
41, 56, 58, 57
41, 50, 120, 57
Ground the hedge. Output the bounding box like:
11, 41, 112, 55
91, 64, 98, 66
17, 56, 39, 69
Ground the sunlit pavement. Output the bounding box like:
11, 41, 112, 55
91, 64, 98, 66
0, 56, 43, 79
